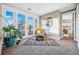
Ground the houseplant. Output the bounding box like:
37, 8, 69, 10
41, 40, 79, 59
1, 15, 22, 47
3, 25, 22, 47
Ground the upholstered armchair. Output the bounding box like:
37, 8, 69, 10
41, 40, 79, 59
36, 28, 45, 36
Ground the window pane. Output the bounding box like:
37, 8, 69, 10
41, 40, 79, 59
17, 14, 25, 36
6, 11, 13, 25
35, 19, 37, 29
28, 16, 34, 35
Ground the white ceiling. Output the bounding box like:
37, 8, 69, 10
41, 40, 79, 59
4, 3, 76, 16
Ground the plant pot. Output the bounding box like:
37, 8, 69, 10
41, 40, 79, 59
6, 38, 15, 47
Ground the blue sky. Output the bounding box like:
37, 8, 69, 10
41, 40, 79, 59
6, 11, 13, 25
17, 14, 25, 24
28, 16, 34, 25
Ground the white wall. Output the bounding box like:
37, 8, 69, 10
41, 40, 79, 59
40, 11, 61, 39
50, 18, 59, 34
76, 4, 79, 48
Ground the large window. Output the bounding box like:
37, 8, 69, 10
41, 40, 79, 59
17, 14, 25, 36
28, 16, 34, 35
35, 19, 37, 29
6, 11, 13, 25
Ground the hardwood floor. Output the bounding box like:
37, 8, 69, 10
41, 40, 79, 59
2, 45, 18, 55
1, 36, 79, 55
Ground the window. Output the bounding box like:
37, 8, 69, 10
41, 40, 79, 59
28, 16, 34, 35
17, 14, 25, 36
6, 11, 13, 25
35, 19, 37, 29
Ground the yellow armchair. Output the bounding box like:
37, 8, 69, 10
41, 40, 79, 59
36, 28, 45, 35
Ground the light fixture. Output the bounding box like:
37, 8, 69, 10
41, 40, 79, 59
47, 17, 52, 19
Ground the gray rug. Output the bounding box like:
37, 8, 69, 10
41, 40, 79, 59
23, 37, 60, 46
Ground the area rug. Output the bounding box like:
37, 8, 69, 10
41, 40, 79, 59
23, 36, 60, 46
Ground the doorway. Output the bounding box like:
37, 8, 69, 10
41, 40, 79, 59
62, 11, 76, 40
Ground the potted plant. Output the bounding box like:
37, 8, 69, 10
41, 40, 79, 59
3, 26, 11, 47
3, 25, 22, 47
